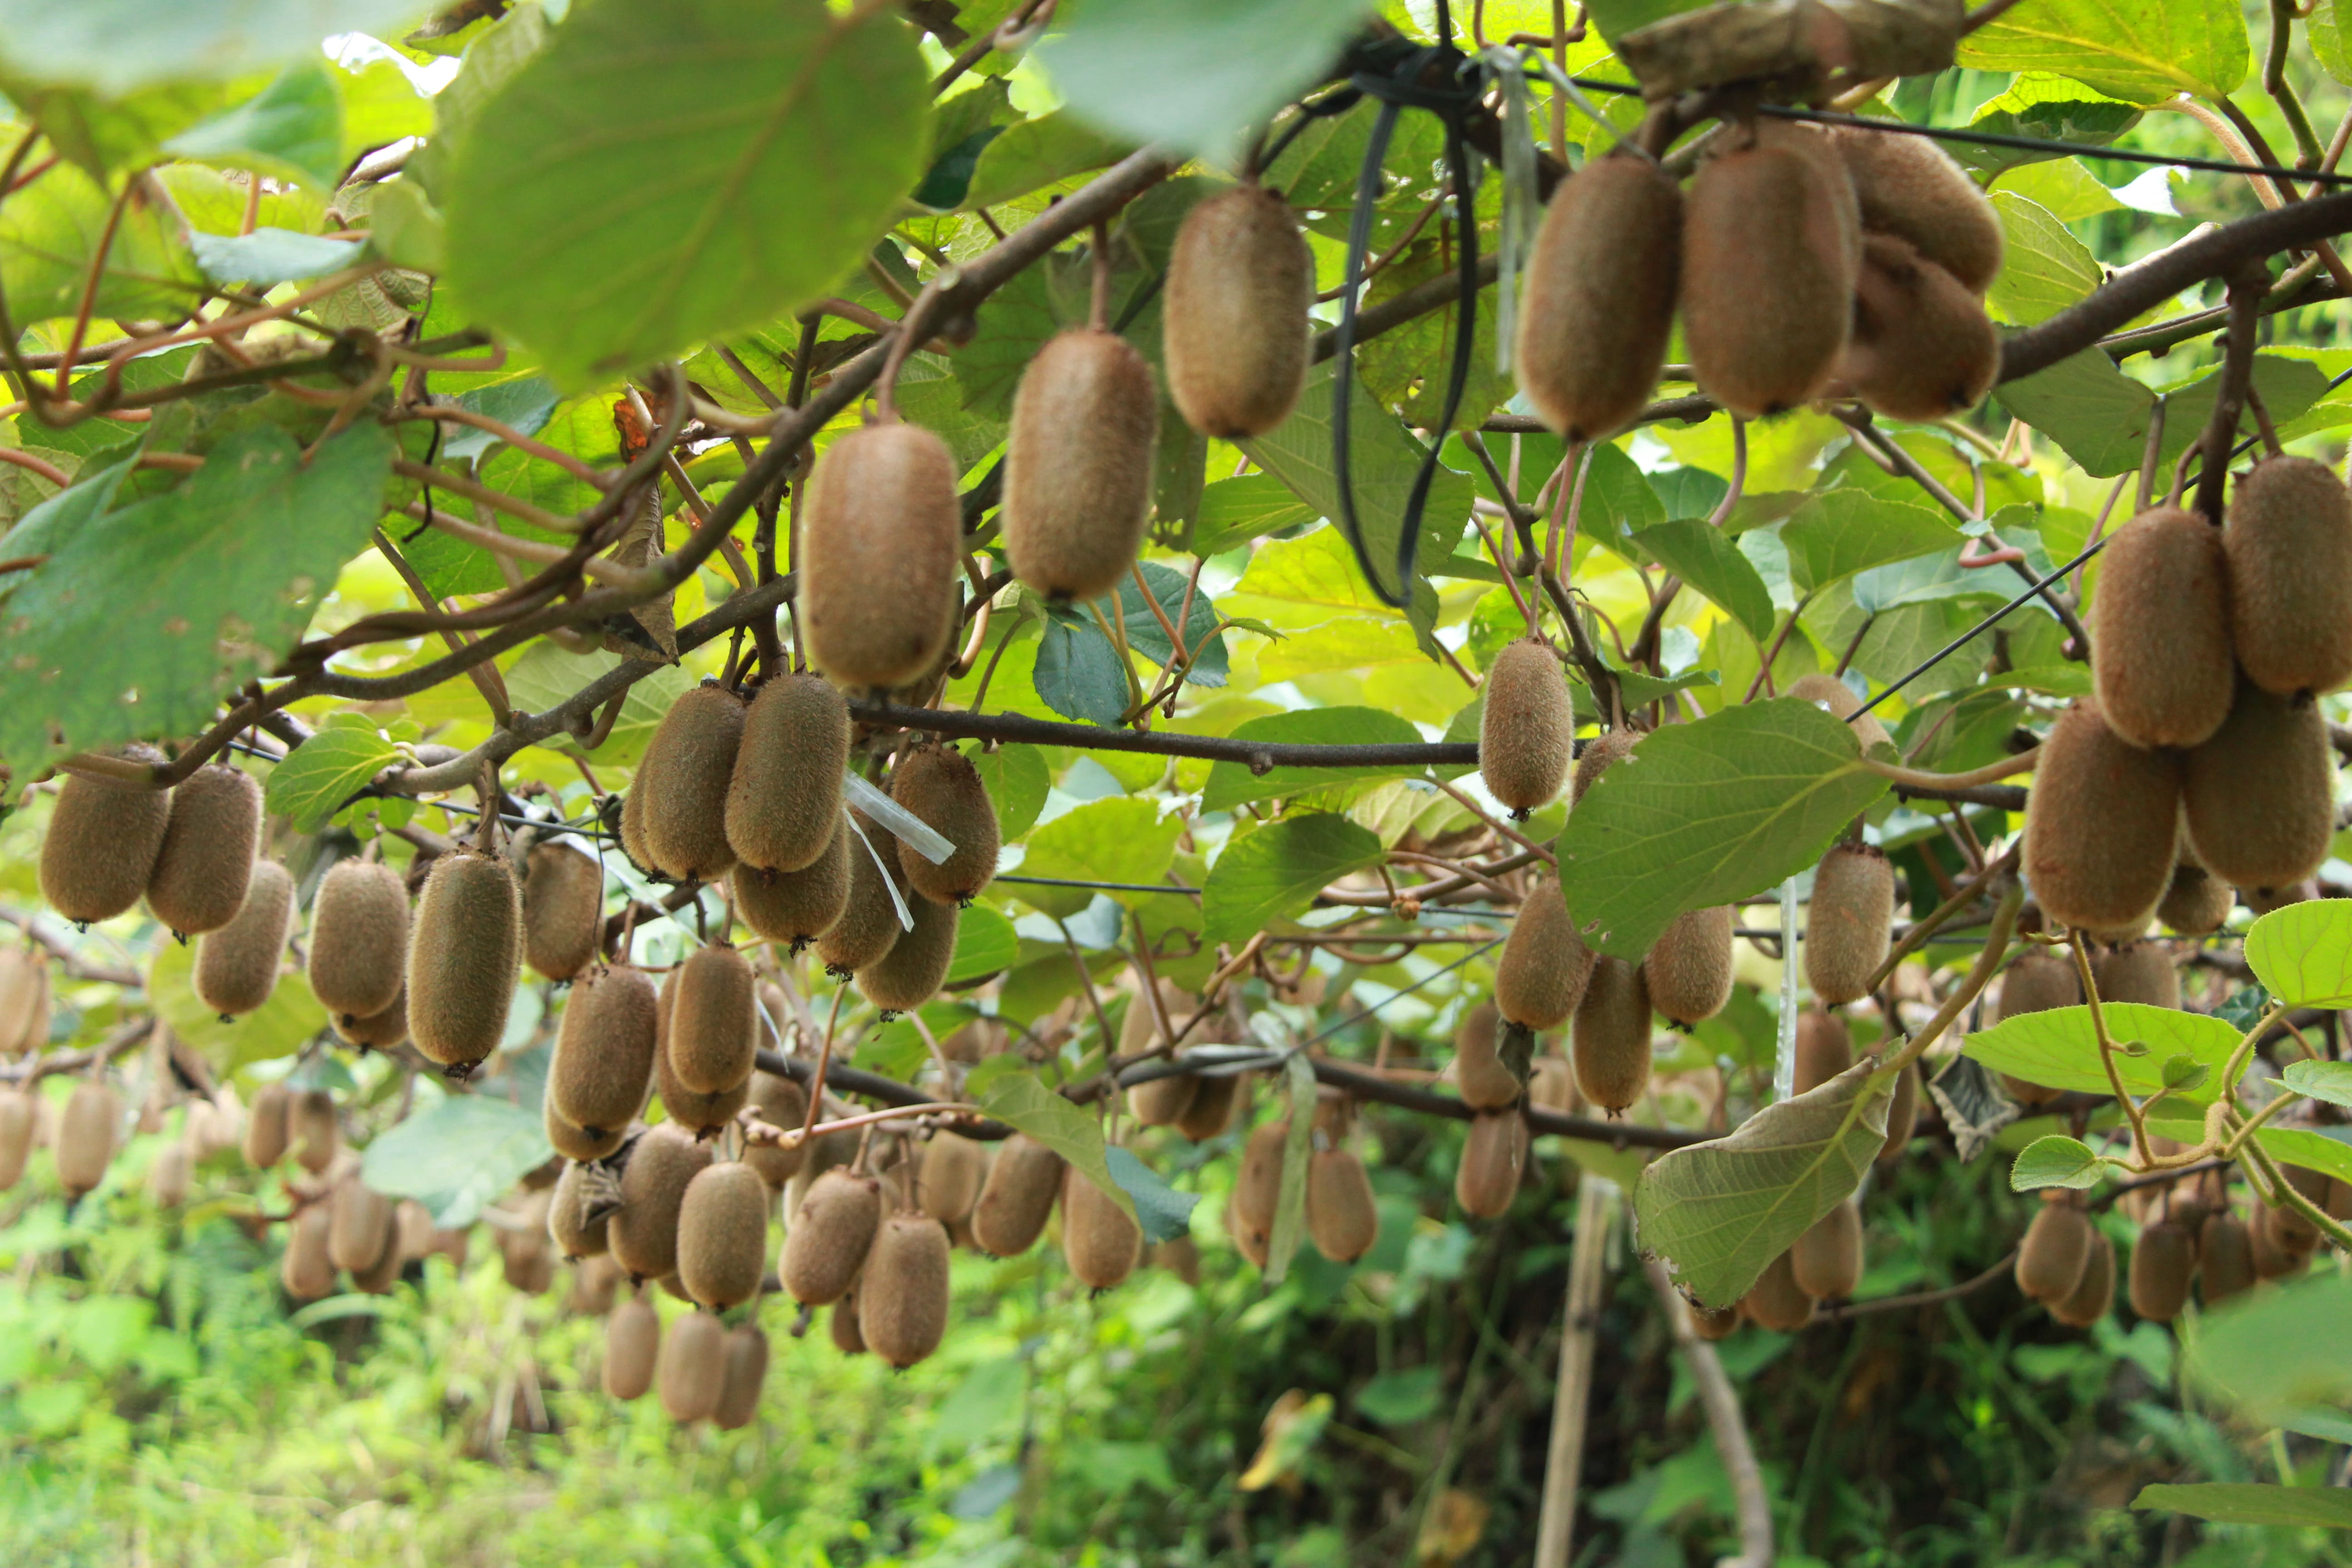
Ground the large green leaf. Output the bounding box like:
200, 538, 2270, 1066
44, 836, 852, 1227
264, 715, 397, 833
1633, 1058, 1893, 1309
1961, 1004, 2239, 1104
1959, 0, 2250, 104
1984, 193, 2102, 327
2009, 1133, 2107, 1191
971, 743, 1050, 842
151, 936, 328, 1072
1199, 706, 1423, 813
1199, 813, 1383, 945
1555, 699, 1887, 960
1104, 1144, 1198, 1244
443, 0, 931, 386
978, 1069, 1135, 1223
361, 1090, 552, 1229
0, 0, 430, 95
1011, 797, 1184, 917
2245, 899, 2352, 1008
0, 161, 204, 324
1993, 350, 2154, 478
1956, 75, 2143, 178
2185, 1272, 2352, 1425
946, 904, 1019, 985
2134, 1484, 2352, 1530
500, 643, 691, 769
1780, 492, 1963, 594
1193, 471, 1318, 558
163, 61, 343, 188
960, 111, 1130, 211
0, 424, 393, 768
1635, 519, 1776, 642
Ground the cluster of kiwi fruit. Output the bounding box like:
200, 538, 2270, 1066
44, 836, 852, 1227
1517, 114, 2002, 438
2028, 456, 2352, 937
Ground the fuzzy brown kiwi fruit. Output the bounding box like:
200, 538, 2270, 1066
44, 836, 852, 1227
1162, 185, 1313, 439
2250, 1201, 2311, 1279
2199, 1211, 2256, 1305
2158, 859, 2234, 936
1839, 233, 1998, 420
1790, 1199, 1863, 1300
725, 672, 850, 873
916, 1131, 988, 1225
1175, 1068, 1245, 1142
308, 859, 410, 1024
1062, 1165, 1144, 1289
658, 1309, 725, 1424
193, 860, 294, 1018
741, 1071, 810, 1190
1572, 727, 1640, 803
2088, 508, 2233, 749
1806, 842, 1895, 1006
549, 1160, 611, 1259
2093, 941, 2179, 1009
39, 749, 173, 923
1123, 981, 1200, 1126
610, 1122, 713, 1281
2272, 1165, 2331, 1252
144, 764, 261, 936
733, 817, 852, 953
891, 745, 1001, 905
855, 1210, 951, 1366
1996, 950, 2081, 1022
1645, 905, 1735, 1025
1497, 872, 1597, 1031
854, 895, 958, 1014
1228, 1120, 1288, 1261
1004, 327, 1161, 600
668, 945, 756, 1096
1529, 1055, 1576, 1114
548, 1101, 626, 1163
1479, 639, 1573, 817
1681, 127, 1860, 417
2183, 679, 2336, 895
244, 1081, 291, 1167
1783, 673, 1892, 753
1154, 1234, 1202, 1285
1826, 123, 2003, 293
1455, 1110, 1527, 1219
971, 1133, 1066, 1256
521, 842, 602, 982
638, 684, 745, 882
676, 1161, 770, 1309
406, 851, 522, 1073
1514, 152, 1683, 441
2127, 1219, 2195, 1323
290, 1088, 337, 1175
712, 1326, 769, 1431
1742, 1249, 1817, 1332
1877, 1061, 1920, 1165
350, 1228, 405, 1296
0, 949, 49, 1056
1791, 1011, 1851, 1094
781, 1168, 882, 1305
2022, 700, 2180, 934
829, 1291, 867, 1355
2049, 1230, 2116, 1328
59, 1086, 119, 1191
549, 965, 659, 1139
147, 1140, 192, 1208
0, 1091, 37, 1190
1306, 1147, 1378, 1263
328, 1172, 395, 1273
1690, 1303, 1743, 1341
281, 1201, 335, 1301
1453, 1000, 1522, 1110
1573, 957, 1652, 1114
618, 784, 655, 876
800, 421, 961, 689
2225, 455, 2352, 697
815, 816, 905, 978
336, 988, 409, 1053
654, 1027, 747, 1137
603, 1294, 660, 1399
2015, 1199, 2092, 1303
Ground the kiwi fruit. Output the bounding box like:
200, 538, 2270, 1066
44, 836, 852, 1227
2251, 1200, 2312, 1279
1306, 1147, 1378, 1263
53, 1079, 115, 1196
1572, 728, 1639, 803
521, 842, 603, 982
2157, 860, 2234, 936
1573, 957, 1652, 1114
916, 1131, 989, 1224
733, 819, 852, 953
1826, 123, 2003, 293
1840, 233, 1998, 421
147, 1139, 192, 1207
1691, 1303, 1744, 1341
854, 895, 958, 1014
1453, 1000, 1522, 1110
1528, 1055, 1576, 1114
1124, 987, 1201, 1126
1498, 873, 1597, 1031
350, 1229, 405, 1295
1153, 1234, 1203, 1285
1455, 1110, 1527, 1219
2088, 508, 2234, 749
1514, 152, 1683, 441
550, 1160, 612, 1258
2049, 1230, 2116, 1328
1645, 905, 1735, 1025
2022, 700, 2181, 934
1742, 1249, 1817, 1332
712, 1325, 770, 1431
308, 859, 411, 1024
658, 1309, 726, 1424
192, 860, 294, 1018
799, 421, 962, 690
1681, 128, 1860, 418
281, 1201, 336, 1301
328, 1172, 396, 1273
1228, 1120, 1288, 1261
1062, 1165, 1144, 1289
782, 1168, 882, 1305
1878, 1061, 1920, 1165
39, 749, 173, 923
0, 1091, 37, 1190
1175, 1070, 1245, 1143
1790, 1199, 1863, 1300
676, 1161, 770, 1309
1806, 842, 1895, 1006
725, 672, 850, 873
1996, 950, 2080, 1021
639, 684, 746, 882
144, 764, 261, 936
0, 949, 50, 1056
1162, 184, 1313, 439
2093, 941, 2179, 1009
546, 967, 657, 1140
1793, 1012, 1849, 1095
815, 818, 905, 978
549, 1102, 627, 1162
2271, 1165, 2330, 1251
2127, 1219, 2195, 1323
971, 1133, 1065, 1256
891, 745, 1001, 905
1004, 326, 1161, 599
2183, 679, 2336, 895
2199, 1210, 2256, 1305
2225, 455, 2352, 697
668, 945, 756, 1097
603, 1294, 660, 1398
244, 1081, 291, 1166
406, 851, 523, 1073
337, 988, 410, 1052
2015, 1199, 2092, 1303
1479, 639, 1574, 817
655, 1026, 748, 1136
290, 1089, 338, 1175
1783, 672, 1893, 753
619, 784, 655, 876
741, 1070, 810, 1189
610, 1122, 714, 1281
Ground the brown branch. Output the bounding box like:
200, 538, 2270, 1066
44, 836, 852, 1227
848, 698, 1481, 770
2194, 266, 2270, 522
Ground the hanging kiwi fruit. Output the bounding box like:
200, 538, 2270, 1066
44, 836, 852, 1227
2087, 507, 2234, 750
1840, 233, 1997, 421
192, 860, 295, 1019
853, 894, 958, 1014
1004, 325, 1161, 602
637, 684, 746, 882
2224, 455, 2352, 698
657, 1309, 726, 1425
2182, 679, 2335, 897
1455, 1110, 1527, 1219
1742, 1249, 1817, 1332
676, 1161, 770, 1310
667, 944, 757, 1097
549, 965, 659, 1138
734, 817, 852, 952
1806, 842, 1895, 1007
815, 817, 906, 979
780, 1168, 882, 1306
1478, 639, 1573, 818
1452, 1000, 1522, 1111
1060, 1165, 1143, 1290
799, 421, 962, 691
407, 850, 523, 1075
610, 1122, 714, 1282
1792, 1009, 1850, 1094
1825, 122, 2004, 293
1515, 151, 1683, 441
971, 1133, 1065, 1258
1162, 184, 1313, 439
308, 858, 411, 1024
1644, 905, 1734, 1026
2157, 858, 2234, 937
143, 764, 261, 937
1790, 1199, 1862, 1301
1573, 957, 1652, 1114
2015, 1197, 2092, 1304
1783, 673, 1892, 753
725, 671, 850, 874
1496, 872, 1596, 1032
889, 744, 1000, 905
2021, 700, 2180, 936
521, 841, 603, 982
39, 750, 173, 925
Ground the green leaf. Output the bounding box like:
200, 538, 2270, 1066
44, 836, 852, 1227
0, 0, 433, 95
1555, 699, 1887, 960
2133, 1484, 2352, 1530
971, 743, 1050, 841
1990, 158, 2126, 224
150, 935, 327, 1072
5, 79, 242, 179
1200, 813, 1383, 946
1193, 473, 1317, 558
2185, 1272, 2352, 1424
363, 177, 445, 274
1199, 706, 1423, 813
1635, 519, 1777, 642
264, 717, 397, 833
2009, 1134, 2106, 1191
2161, 1054, 2210, 1093
0, 424, 394, 768
946, 904, 1019, 986
1994, 350, 2155, 477
1103, 1144, 1198, 1244
189, 229, 364, 287
1353, 1365, 1443, 1426
360, 1090, 551, 1230
163, 61, 342, 188
1633, 1058, 1893, 1309
2283, 1060, 2352, 1108
2240, 1127, 2352, 1190
1956, 74, 2143, 177
2316, 0, 2352, 85
1041, 0, 1375, 163
978, 1069, 1135, 1224
500, 643, 691, 769
1262, 1052, 1316, 1286
2244, 898, 2352, 1008
1962, 1003, 2239, 1103
1781, 492, 1963, 594
0, 161, 203, 324
1032, 613, 1132, 727
1959, 0, 2250, 104
960, 111, 1131, 211
1114, 561, 1229, 687
1354, 238, 1513, 432
1983, 193, 2102, 327
1012, 797, 1184, 917
443, 0, 932, 387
